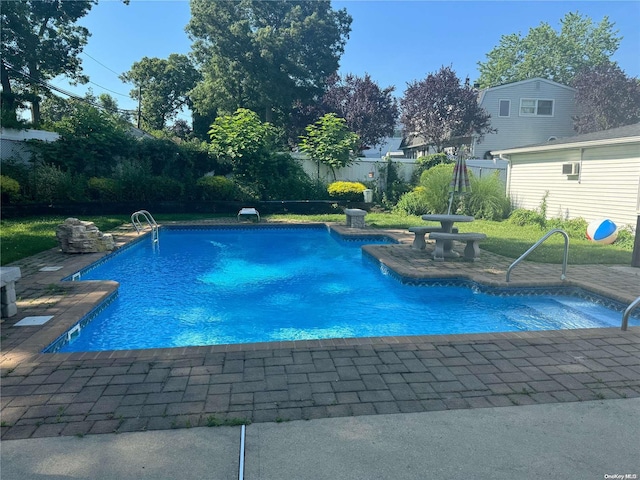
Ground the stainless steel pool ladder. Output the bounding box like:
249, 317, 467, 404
131, 210, 159, 243
506, 229, 569, 283
621, 296, 640, 331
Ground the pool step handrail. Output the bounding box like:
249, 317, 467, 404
621, 295, 640, 331
506, 229, 569, 283
131, 210, 159, 243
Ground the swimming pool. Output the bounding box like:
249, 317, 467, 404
47, 226, 633, 353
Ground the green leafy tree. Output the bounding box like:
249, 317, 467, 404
121, 54, 200, 130
207, 108, 276, 197
1, 0, 96, 125
208, 108, 313, 200
31, 101, 134, 177
41, 91, 130, 126
299, 113, 360, 181
477, 12, 621, 88
187, 0, 351, 125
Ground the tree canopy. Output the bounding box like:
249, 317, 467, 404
34, 100, 134, 177
120, 54, 200, 131
1, 0, 97, 125
400, 66, 494, 153
477, 12, 621, 88
572, 63, 640, 134
322, 73, 399, 150
299, 113, 360, 180
208, 108, 312, 200
186, 0, 352, 126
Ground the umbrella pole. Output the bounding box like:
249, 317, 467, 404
447, 193, 454, 214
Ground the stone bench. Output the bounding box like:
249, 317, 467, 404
408, 226, 458, 250
0, 267, 22, 317
430, 232, 487, 262
345, 208, 366, 228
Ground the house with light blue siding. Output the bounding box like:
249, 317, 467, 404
473, 78, 577, 158
400, 78, 577, 159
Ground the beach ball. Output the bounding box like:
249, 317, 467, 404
586, 219, 618, 244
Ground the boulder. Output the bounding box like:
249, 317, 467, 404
56, 218, 114, 253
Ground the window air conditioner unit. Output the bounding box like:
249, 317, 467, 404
562, 162, 580, 175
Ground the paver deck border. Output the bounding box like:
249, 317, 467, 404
1, 220, 639, 440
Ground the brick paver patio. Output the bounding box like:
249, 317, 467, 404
2, 220, 639, 440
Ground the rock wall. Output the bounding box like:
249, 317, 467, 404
56, 218, 114, 253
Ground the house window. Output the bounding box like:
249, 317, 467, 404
537, 100, 553, 115
520, 99, 554, 116
499, 100, 510, 117
520, 98, 553, 117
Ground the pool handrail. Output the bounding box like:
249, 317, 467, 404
621, 295, 640, 331
131, 210, 159, 243
506, 229, 569, 283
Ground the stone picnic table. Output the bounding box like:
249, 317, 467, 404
420, 214, 475, 258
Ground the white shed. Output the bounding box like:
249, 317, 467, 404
493, 123, 640, 229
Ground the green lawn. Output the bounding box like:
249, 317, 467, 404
0, 213, 633, 266
269, 213, 633, 265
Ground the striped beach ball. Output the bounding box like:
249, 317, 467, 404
586, 219, 618, 244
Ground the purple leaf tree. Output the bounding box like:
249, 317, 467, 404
322, 73, 399, 150
572, 63, 640, 134
400, 66, 494, 153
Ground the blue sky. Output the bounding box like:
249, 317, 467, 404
55, 0, 640, 118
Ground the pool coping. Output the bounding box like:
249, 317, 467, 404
1, 220, 639, 440
6, 221, 639, 359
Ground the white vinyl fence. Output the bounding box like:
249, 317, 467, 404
1, 128, 60, 164
293, 153, 507, 190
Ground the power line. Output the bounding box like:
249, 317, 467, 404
80, 51, 133, 96
86, 79, 131, 97
81, 51, 123, 77
3, 62, 137, 115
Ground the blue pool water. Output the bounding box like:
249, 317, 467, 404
53, 226, 631, 353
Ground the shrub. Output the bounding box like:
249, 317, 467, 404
56, 170, 87, 202
196, 175, 236, 201
547, 217, 589, 240
149, 176, 184, 201
394, 187, 431, 216
33, 102, 135, 177
112, 159, 152, 202
0, 175, 20, 202
258, 153, 316, 200
508, 208, 546, 228
411, 152, 452, 183
418, 163, 454, 214
378, 159, 410, 207
327, 181, 366, 201
613, 226, 635, 249
88, 177, 119, 202
29, 163, 86, 203
462, 172, 511, 220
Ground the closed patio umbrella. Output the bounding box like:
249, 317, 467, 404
447, 155, 471, 214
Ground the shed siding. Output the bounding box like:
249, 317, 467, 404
476, 80, 576, 157
508, 143, 640, 227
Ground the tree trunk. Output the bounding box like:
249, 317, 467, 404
30, 96, 41, 127
27, 59, 42, 126
0, 62, 17, 122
